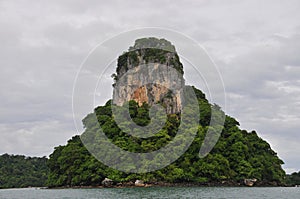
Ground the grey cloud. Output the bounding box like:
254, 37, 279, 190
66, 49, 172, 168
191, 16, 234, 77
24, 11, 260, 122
214, 33, 300, 173
0, 120, 74, 156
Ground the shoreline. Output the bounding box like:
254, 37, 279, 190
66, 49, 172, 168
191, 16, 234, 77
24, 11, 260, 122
48, 181, 290, 189
1, 183, 293, 190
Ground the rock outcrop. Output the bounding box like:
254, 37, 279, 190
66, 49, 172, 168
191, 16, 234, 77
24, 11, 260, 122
244, 178, 257, 187
134, 179, 145, 187
102, 178, 113, 187
112, 38, 185, 114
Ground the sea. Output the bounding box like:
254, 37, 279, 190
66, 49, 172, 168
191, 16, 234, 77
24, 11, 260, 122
0, 187, 299, 199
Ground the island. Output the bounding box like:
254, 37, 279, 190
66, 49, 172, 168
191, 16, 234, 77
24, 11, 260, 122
0, 38, 291, 189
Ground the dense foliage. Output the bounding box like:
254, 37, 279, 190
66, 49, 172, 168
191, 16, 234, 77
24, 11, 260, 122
47, 86, 285, 187
0, 154, 48, 188
116, 49, 184, 76
129, 37, 176, 52
286, 171, 300, 186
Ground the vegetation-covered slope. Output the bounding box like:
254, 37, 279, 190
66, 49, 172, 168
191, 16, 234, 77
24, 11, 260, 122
47, 86, 285, 187
0, 154, 48, 188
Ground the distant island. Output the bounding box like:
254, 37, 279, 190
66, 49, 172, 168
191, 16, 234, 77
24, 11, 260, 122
0, 154, 48, 188
0, 38, 297, 189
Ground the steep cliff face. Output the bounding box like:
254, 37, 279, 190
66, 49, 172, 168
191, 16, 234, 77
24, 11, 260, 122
112, 38, 185, 114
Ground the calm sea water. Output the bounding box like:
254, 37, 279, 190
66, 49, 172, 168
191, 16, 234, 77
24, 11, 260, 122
0, 187, 299, 199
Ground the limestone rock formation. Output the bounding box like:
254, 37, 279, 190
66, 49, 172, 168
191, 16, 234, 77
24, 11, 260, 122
112, 38, 185, 114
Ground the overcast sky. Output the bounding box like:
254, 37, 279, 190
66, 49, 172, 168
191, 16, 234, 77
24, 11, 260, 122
0, 0, 299, 174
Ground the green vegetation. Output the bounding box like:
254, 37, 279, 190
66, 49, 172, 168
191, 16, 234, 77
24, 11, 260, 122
286, 171, 300, 186
47, 86, 285, 187
116, 48, 184, 76
129, 37, 176, 52
0, 154, 48, 188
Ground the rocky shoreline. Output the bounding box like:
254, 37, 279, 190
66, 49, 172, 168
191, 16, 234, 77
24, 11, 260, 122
49, 180, 287, 189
